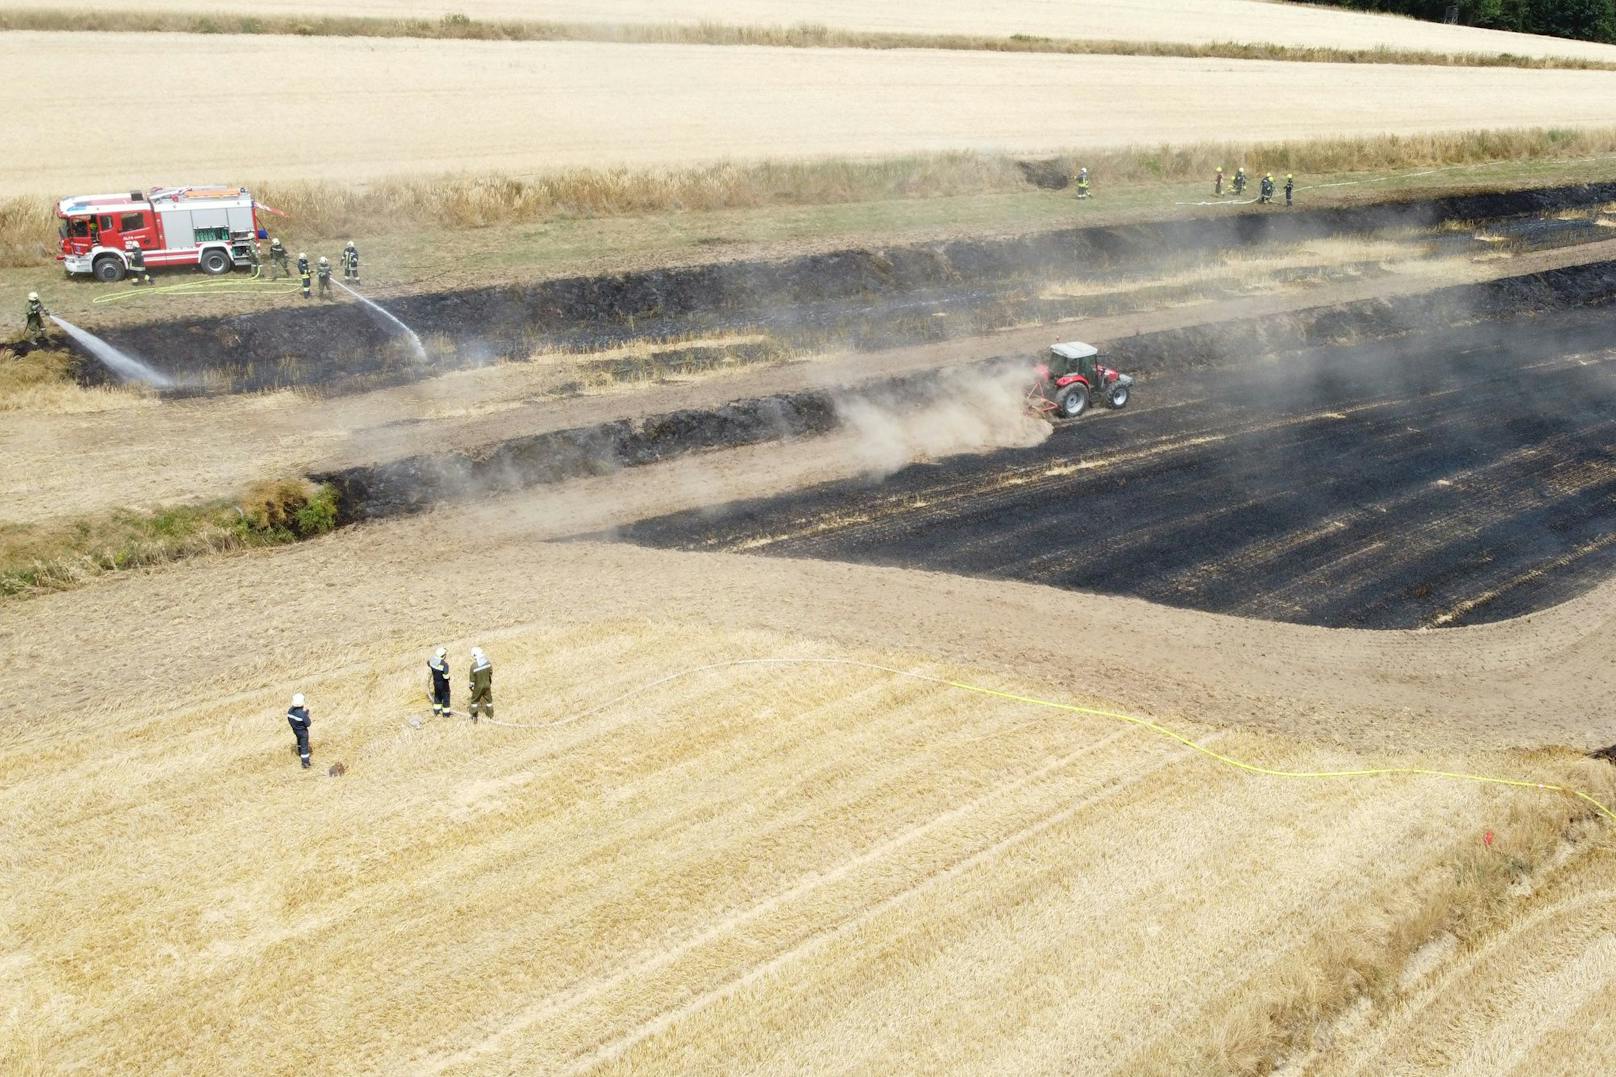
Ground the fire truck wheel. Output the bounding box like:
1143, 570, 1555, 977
93, 255, 127, 283
199, 249, 233, 275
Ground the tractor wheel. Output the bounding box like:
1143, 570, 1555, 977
1107, 383, 1131, 409
1055, 384, 1089, 419
200, 248, 233, 275
93, 255, 126, 283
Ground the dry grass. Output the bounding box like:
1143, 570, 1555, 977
4, 616, 1612, 1072
0, 347, 151, 413
7, 126, 1616, 268
8, 8, 1616, 72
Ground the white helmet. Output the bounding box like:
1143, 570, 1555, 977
345, 241, 355, 249
471, 647, 486, 661
433, 646, 447, 660
299, 252, 307, 260
28, 291, 39, 301
318, 256, 328, 265
292, 693, 306, 707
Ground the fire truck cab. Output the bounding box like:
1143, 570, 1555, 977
57, 185, 267, 282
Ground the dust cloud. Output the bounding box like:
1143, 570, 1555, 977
833, 364, 1050, 479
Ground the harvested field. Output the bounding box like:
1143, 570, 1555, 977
13, 0, 1616, 63
10, 34, 1616, 196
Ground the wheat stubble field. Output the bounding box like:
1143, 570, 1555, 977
10, 32, 1616, 194
10, 1, 1616, 1073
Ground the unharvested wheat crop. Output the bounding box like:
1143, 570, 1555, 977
11, 0, 1616, 63
8, 33, 1616, 196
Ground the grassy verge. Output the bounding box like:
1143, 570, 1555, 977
0, 479, 338, 598
8, 126, 1616, 276
5, 9, 1616, 71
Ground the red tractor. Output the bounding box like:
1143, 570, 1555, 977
1027, 341, 1134, 420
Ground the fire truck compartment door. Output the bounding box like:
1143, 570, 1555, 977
189, 208, 229, 242
160, 209, 195, 248
226, 205, 254, 233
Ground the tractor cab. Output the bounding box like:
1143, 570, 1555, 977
1029, 341, 1134, 420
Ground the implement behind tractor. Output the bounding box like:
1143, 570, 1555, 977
1027, 341, 1134, 420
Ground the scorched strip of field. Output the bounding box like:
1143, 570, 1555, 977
615, 311, 1616, 628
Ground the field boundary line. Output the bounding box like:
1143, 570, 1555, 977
486, 657, 1616, 822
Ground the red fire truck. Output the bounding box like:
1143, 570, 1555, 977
56, 185, 270, 282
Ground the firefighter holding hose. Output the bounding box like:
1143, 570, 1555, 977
23, 291, 50, 346
316, 256, 334, 299
341, 241, 359, 285
297, 252, 311, 299
125, 242, 151, 286
467, 647, 493, 723
268, 238, 291, 280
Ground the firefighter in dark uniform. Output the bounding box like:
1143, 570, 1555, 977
287, 692, 312, 769
316, 256, 334, 299
341, 241, 359, 285
1259, 173, 1275, 204
269, 238, 291, 280
1214, 166, 1224, 196
1285, 174, 1295, 207
297, 252, 311, 299
24, 292, 50, 346
1233, 167, 1248, 196
1074, 166, 1091, 199
467, 647, 493, 723
428, 646, 452, 717
125, 242, 151, 286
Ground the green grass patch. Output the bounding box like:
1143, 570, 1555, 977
0, 479, 340, 599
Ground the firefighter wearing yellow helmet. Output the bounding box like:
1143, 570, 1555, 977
24, 291, 50, 346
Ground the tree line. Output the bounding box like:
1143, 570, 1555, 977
1295, 1, 1616, 44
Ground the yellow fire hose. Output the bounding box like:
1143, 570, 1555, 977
480, 656, 1616, 824
92, 265, 302, 305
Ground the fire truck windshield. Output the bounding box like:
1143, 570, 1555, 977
61, 217, 92, 239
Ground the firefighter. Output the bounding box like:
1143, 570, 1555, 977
1074, 166, 1091, 200
1233, 167, 1248, 196
1259, 173, 1275, 204
341, 241, 359, 285
286, 692, 312, 769
428, 646, 452, 717
268, 238, 291, 280
125, 242, 151, 286
316, 256, 334, 299
297, 252, 311, 299
24, 291, 50, 346
467, 647, 493, 723
1285, 173, 1295, 207
1214, 166, 1224, 196
246, 240, 263, 277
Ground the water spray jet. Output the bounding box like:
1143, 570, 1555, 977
50, 316, 173, 388
336, 282, 428, 362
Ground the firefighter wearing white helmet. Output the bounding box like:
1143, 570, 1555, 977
341, 241, 360, 285
467, 647, 493, 723
297, 252, 311, 299
427, 646, 452, 717
24, 291, 50, 345
286, 692, 313, 769
268, 237, 291, 280
316, 255, 334, 300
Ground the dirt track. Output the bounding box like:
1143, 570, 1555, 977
14, 0, 1616, 62
10, 33, 1616, 195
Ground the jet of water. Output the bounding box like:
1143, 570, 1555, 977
335, 281, 428, 362
50, 316, 173, 388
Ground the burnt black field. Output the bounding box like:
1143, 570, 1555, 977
614, 310, 1616, 629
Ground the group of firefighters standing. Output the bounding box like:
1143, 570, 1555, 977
285, 645, 493, 769
1071, 165, 1297, 207
261, 237, 360, 299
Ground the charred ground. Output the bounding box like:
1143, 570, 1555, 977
613, 305, 1616, 629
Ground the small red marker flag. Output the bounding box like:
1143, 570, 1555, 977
1483, 830, 1495, 847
